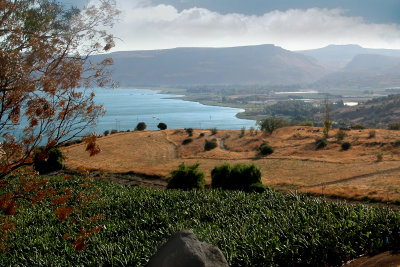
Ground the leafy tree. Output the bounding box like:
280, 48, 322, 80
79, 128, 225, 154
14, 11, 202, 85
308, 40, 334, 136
185, 128, 193, 136
157, 122, 167, 130
135, 122, 147, 131
257, 117, 287, 135
0, 0, 119, 178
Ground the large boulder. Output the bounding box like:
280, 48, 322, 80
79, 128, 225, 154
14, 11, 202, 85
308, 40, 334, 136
146, 230, 229, 267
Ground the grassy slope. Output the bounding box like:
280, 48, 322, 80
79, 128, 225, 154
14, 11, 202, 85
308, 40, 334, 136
1, 175, 400, 266
63, 127, 400, 203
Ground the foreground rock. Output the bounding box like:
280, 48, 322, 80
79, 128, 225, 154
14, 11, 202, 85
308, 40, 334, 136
147, 230, 229, 267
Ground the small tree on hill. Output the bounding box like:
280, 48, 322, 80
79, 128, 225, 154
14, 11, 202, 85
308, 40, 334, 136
157, 122, 167, 130
257, 117, 287, 135
135, 122, 147, 131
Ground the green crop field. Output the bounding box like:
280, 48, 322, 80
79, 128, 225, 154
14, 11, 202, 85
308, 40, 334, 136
1, 174, 400, 266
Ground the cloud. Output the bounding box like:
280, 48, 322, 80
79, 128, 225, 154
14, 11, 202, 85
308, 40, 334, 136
109, 1, 400, 51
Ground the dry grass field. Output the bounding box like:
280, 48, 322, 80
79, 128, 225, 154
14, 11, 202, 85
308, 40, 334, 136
62, 126, 400, 203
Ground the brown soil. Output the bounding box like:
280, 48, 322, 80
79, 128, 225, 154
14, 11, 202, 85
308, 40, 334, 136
62, 127, 400, 203
343, 251, 400, 267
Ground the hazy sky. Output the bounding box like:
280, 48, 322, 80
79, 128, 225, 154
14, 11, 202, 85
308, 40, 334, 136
61, 0, 400, 51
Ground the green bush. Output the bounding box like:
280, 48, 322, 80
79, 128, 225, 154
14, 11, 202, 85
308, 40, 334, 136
204, 139, 218, 151
388, 122, 400, 130
135, 122, 147, 131
167, 163, 205, 190
199, 132, 205, 137
300, 121, 314, 127
336, 129, 346, 141
259, 142, 274, 155
351, 124, 367, 130
104, 130, 109, 136
341, 142, 351, 151
182, 138, 193, 145
34, 147, 64, 174
315, 137, 327, 149
211, 162, 262, 191
240, 126, 246, 137
111, 129, 118, 134
211, 128, 218, 135
230, 163, 262, 190
211, 163, 232, 188
257, 117, 287, 135
157, 122, 167, 130
248, 182, 267, 192
185, 128, 193, 136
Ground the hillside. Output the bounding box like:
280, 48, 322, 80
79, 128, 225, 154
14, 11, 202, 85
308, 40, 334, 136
62, 127, 400, 203
314, 54, 400, 89
332, 94, 400, 126
298, 44, 400, 69
91, 44, 327, 86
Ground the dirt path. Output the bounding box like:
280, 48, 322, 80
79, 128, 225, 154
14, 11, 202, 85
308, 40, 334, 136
302, 166, 400, 189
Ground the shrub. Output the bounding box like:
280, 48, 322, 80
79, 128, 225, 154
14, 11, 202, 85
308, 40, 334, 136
211, 162, 263, 191
182, 138, 193, 145
185, 128, 193, 136
230, 163, 262, 190
369, 130, 376, 138
211, 128, 218, 135
257, 117, 287, 135
248, 182, 268, 192
336, 129, 346, 141
240, 127, 246, 137
111, 129, 118, 134
388, 122, 400, 130
167, 163, 205, 190
341, 142, 351, 151
204, 139, 218, 151
315, 137, 327, 149
300, 121, 314, 127
199, 132, 205, 137
249, 127, 255, 136
157, 122, 167, 130
135, 122, 147, 131
34, 147, 64, 174
259, 142, 274, 156
104, 130, 110, 136
351, 124, 367, 130
211, 163, 232, 188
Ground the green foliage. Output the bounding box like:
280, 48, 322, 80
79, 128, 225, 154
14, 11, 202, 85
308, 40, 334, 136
240, 126, 246, 137
185, 128, 193, 136
336, 129, 346, 141
110, 129, 118, 134
323, 120, 332, 138
167, 163, 205, 190
211, 163, 232, 188
157, 122, 167, 130
300, 121, 314, 127
341, 142, 351, 151
259, 142, 274, 156
204, 139, 218, 151
315, 137, 328, 149
34, 147, 64, 174
135, 122, 147, 131
182, 138, 193, 145
211, 163, 262, 191
264, 100, 320, 122
211, 128, 218, 135
2, 175, 400, 266
103, 130, 109, 136
388, 121, 400, 130
351, 124, 367, 130
257, 117, 287, 135
199, 132, 205, 137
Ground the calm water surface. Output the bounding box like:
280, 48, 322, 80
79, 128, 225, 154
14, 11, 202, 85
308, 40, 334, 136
90, 88, 256, 133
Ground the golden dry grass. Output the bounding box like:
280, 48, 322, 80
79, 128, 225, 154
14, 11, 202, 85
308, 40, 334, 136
62, 126, 400, 202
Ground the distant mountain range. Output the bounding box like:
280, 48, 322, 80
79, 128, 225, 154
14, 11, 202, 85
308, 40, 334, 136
92, 44, 400, 89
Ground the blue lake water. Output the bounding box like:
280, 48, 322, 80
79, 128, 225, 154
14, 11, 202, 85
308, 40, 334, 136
89, 88, 256, 133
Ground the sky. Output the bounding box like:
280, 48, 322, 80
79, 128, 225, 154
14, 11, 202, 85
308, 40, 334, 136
60, 0, 400, 52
